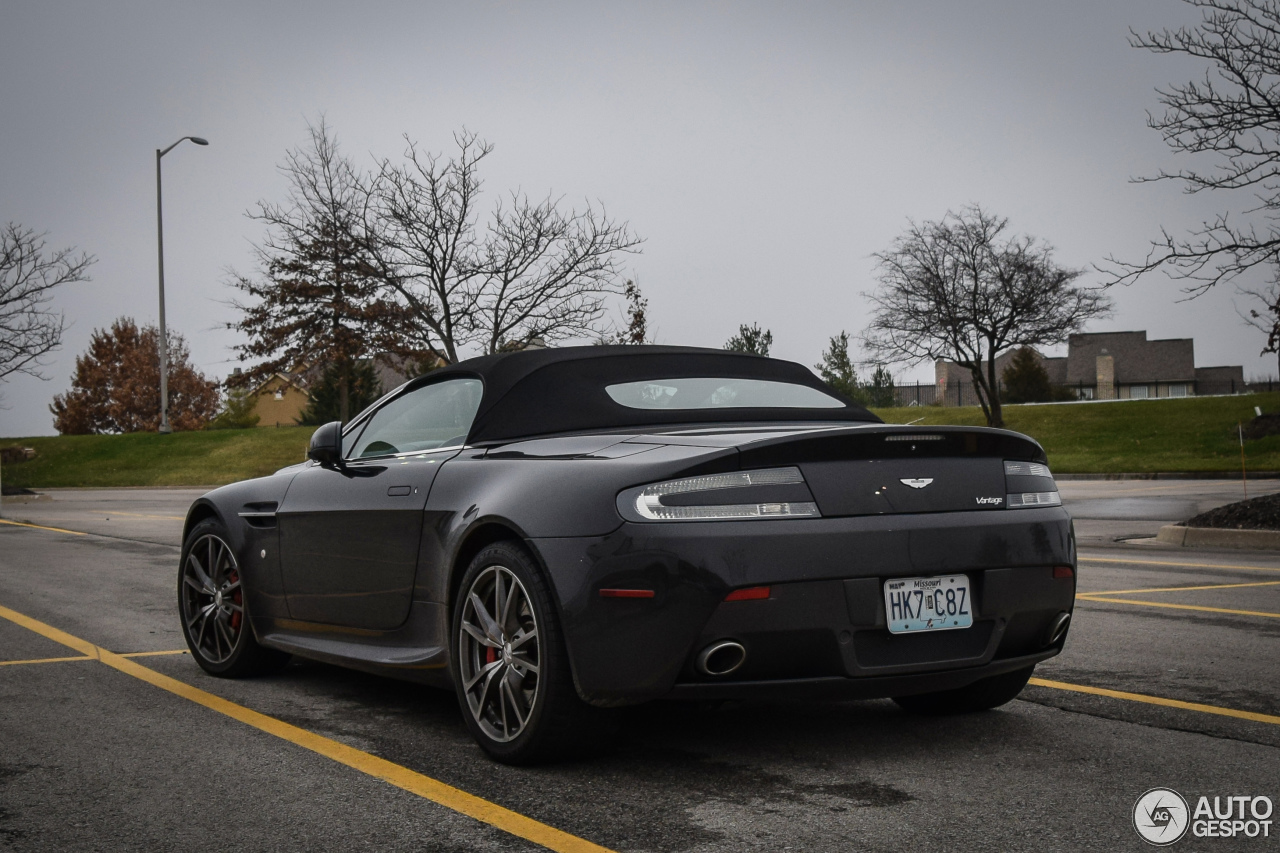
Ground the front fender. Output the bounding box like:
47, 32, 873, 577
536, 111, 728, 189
181, 473, 299, 623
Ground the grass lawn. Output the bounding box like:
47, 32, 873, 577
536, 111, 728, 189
2, 393, 1278, 488
873, 392, 1280, 473
0, 427, 312, 489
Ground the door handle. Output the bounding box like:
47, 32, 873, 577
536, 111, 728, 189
387, 486, 412, 497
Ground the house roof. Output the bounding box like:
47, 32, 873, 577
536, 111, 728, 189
1042, 356, 1068, 386
250, 372, 309, 397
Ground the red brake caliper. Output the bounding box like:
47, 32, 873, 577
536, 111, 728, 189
485, 646, 496, 664
229, 569, 242, 630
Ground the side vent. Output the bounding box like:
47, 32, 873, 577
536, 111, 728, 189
238, 502, 279, 529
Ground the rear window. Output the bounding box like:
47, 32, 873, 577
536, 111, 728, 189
605, 378, 845, 410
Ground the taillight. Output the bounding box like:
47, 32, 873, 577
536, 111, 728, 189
618, 467, 820, 522
1004, 460, 1061, 509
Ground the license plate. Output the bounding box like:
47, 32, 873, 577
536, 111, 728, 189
883, 574, 973, 634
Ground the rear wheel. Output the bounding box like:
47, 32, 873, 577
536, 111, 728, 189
892, 665, 1035, 715
178, 518, 290, 678
451, 542, 610, 764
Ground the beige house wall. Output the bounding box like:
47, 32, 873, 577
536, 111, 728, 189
249, 376, 309, 427
1095, 355, 1116, 400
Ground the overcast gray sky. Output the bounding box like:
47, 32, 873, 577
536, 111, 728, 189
0, 0, 1263, 436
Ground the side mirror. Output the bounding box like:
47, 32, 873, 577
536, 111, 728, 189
308, 421, 344, 466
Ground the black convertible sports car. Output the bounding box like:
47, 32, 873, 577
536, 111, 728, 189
178, 345, 1075, 763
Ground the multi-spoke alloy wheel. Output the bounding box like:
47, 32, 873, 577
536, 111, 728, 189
180, 532, 245, 665
458, 565, 541, 743
177, 519, 290, 678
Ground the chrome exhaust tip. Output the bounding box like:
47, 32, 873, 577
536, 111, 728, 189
1046, 612, 1071, 647
696, 641, 747, 676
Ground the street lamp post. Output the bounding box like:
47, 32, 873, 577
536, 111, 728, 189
155, 135, 208, 434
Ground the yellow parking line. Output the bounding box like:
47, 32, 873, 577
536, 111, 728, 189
1080, 556, 1280, 573
0, 518, 87, 536
1082, 580, 1280, 596
1029, 677, 1280, 727
1076, 595, 1280, 619
0, 603, 612, 853
0, 650, 187, 667
0, 654, 94, 666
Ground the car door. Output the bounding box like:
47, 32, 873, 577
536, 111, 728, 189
277, 377, 483, 630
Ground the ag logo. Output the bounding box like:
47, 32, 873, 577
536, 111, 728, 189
1133, 788, 1189, 846
899, 478, 933, 489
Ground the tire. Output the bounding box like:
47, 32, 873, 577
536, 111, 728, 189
451, 541, 611, 764
178, 518, 291, 678
892, 665, 1035, 715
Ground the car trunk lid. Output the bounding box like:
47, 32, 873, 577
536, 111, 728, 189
734, 425, 1047, 518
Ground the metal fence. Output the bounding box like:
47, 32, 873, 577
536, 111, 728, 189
884, 379, 1280, 408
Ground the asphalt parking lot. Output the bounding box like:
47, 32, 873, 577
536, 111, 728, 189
2, 482, 1278, 852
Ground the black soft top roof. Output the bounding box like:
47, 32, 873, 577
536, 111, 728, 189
403, 345, 881, 443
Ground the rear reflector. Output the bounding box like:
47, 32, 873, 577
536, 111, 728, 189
1053, 566, 1074, 579
724, 586, 771, 601
599, 588, 655, 599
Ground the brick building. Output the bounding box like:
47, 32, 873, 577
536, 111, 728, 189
935, 330, 1245, 403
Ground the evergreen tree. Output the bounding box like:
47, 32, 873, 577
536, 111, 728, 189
865, 365, 897, 408
298, 360, 383, 425
1001, 346, 1054, 404
816, 332, 867, 402
724, 323, 772, 356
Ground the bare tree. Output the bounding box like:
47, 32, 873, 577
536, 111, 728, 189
863, 205, 1112, 428
1237, 273, 1280, 375
0, 222, 94, 384
358, 130, 643, 362
1108, 0, 1280, 293
228, 120, 424, 422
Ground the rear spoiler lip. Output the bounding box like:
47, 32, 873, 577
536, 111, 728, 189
735, 423, 1049, 467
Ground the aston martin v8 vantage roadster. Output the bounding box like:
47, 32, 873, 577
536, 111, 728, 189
178, 346, 1075, 763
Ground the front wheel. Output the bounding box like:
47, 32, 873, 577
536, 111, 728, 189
451, 542, 610, 764
892, 665, 1035, 715
178, 518, 290, 678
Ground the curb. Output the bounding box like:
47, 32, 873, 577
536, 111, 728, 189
1056, 472, 1280, 481
1156, 524, 1280, 550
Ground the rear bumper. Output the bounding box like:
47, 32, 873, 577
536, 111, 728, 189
665, 650, 1056, 702
532, 507, 1074, 707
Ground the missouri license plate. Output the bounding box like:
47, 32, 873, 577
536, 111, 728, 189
884, 574, 973, 634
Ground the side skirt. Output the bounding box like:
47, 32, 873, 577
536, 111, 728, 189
253, 600, 453, 689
